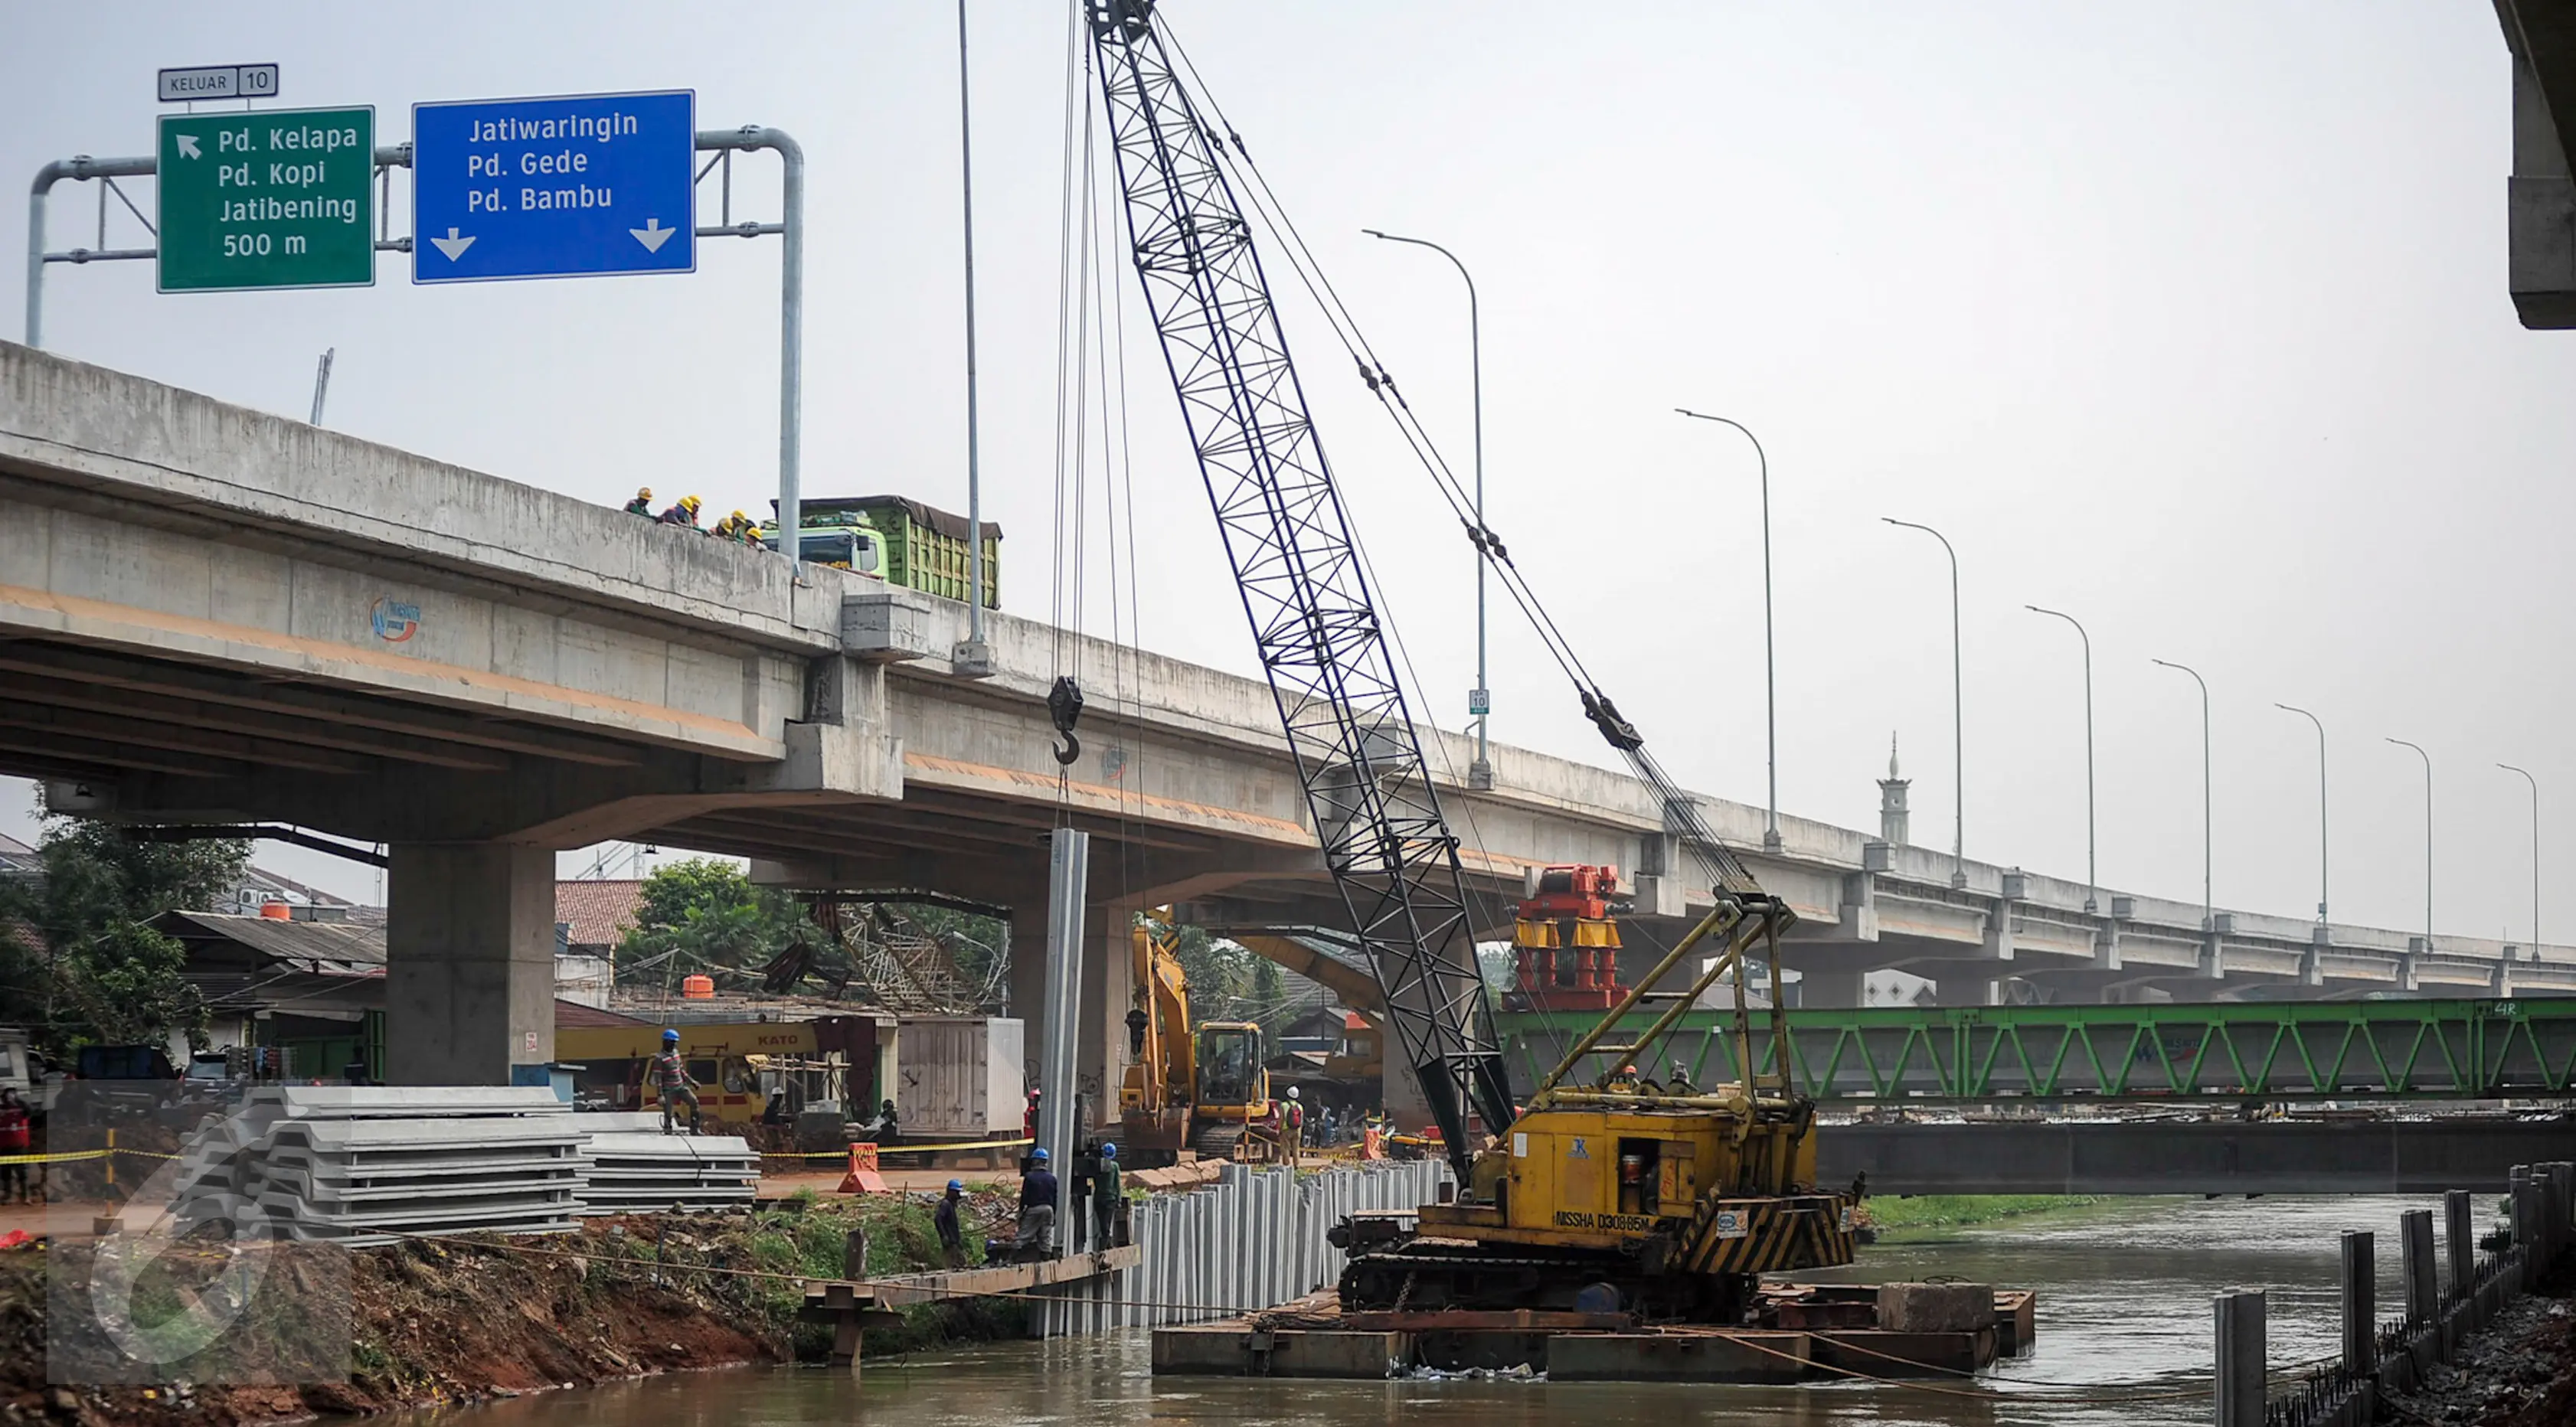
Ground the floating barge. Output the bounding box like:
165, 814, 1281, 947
1153, 1281, 2036, 1383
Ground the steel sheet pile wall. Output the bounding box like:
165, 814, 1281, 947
1039, 1159, 1450, 1337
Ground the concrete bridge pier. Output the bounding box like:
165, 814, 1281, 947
385, 843, 557, 1085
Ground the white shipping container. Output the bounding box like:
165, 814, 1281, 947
894, 1017, 1025, 1139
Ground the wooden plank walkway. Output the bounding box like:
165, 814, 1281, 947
801, 1246, 1143, 1370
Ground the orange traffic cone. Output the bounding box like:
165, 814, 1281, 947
837, 1141, 889, 1194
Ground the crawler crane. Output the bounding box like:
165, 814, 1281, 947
1087, 0, 1855, 1322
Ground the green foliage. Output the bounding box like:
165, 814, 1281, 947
0, 813, 240, 1056
616, 858, 819, 989
1859, 1194, 2112, 1233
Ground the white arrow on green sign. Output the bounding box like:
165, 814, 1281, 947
158, 106, 375, 293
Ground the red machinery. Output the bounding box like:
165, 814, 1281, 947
1512, 865, 1629, 1011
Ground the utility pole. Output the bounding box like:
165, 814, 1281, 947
2501, 763, 2537, 955
2277, 704, 2328, 922
2026, 606, 2096, 912
1365, 228, 1488, 786
2153, 659, 2213, 931
1682, 410, 1778, 852
952, 0, 994, 677
1885, 519, 1965, 887
2388, 738, 2433, 950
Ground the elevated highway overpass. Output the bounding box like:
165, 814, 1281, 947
4, 342, 2569, 1102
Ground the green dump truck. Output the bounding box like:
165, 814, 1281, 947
763, 495, 1000, 608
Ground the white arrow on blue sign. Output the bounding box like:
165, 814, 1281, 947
411, 90, 695, 284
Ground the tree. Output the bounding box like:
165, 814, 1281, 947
0, 815, 243, 1057
616, 858, 818, 990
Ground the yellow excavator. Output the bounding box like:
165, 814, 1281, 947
1120, 918, 1282, 1167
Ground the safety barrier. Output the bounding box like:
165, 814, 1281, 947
1034, 1158, 1450, 1337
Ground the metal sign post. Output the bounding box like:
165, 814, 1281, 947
25, 119, 803, 551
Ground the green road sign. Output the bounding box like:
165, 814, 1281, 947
158, 106, 374, 292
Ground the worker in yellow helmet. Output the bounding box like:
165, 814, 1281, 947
623, 486, 654, 516
659, 494, 702, 531
723, 510, 754, 544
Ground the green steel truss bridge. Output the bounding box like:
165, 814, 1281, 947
1494, 998, 2576, 1105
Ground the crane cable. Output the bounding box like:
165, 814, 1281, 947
1156, 19, 1758, 900
1047, 0, 1101, 794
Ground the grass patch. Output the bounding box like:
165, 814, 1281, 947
1859, 1194, 2110, 1233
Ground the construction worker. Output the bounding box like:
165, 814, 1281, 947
1016, 1146, 1058, 1259
1092, 1143, 1122, 1249
721, 511, 754, 544
935, 1178, 968, 1267
0, 1089, 28, 1204
1283, 1085, 1306, 1155
1068, 1142, 1099, 1251
623, 486, 654, 516
657, 495, 703, 531
652, 1030, 700, 1134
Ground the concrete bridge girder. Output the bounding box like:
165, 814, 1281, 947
14, 340, 2576, 1093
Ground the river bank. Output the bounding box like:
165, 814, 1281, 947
1858, 1193, 2116, 1233
2377, 1249, 2576, 1426
1, 1189, 1027, 1427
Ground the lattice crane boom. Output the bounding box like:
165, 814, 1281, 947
1088, 0, 1514, 1173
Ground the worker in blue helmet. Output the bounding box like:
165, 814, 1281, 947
935, 1177, 969, 1267
1015, 1147, 1058, 1259
1092, 1142, 1123, 1250
652, 1030, 699, 1135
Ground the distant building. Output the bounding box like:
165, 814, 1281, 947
554, 879, 645, 1007
156, 909, 387, 1076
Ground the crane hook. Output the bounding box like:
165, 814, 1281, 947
1048, 675, 1086, 768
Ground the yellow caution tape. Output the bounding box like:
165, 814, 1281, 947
757, 1133, 1030, 1154
0, 1150, 110, 1166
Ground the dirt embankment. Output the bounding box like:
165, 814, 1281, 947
2381, 1252, 2576, 1426
2, 1189, 1028, 1427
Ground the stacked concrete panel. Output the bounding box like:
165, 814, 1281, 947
168, 1087, 763, 1243
563, 1110, 760, 1213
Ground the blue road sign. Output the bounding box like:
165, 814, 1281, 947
412, 90, 694, 284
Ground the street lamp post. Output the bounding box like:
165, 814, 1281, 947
2500, 763, 2538, 956
2153, 659, 2214, 932
1365, 227, 1491, 789
1883, 518, 1966, 888
2025, 606, 2096, 913
2276, 704, 2328, 922
2388, 738, 2433, 951
1680, 409, 1779, 853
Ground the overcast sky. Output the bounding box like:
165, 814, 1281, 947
5, 2, 2569, 944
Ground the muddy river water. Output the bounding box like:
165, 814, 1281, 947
412, 1194, 2458, 1425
